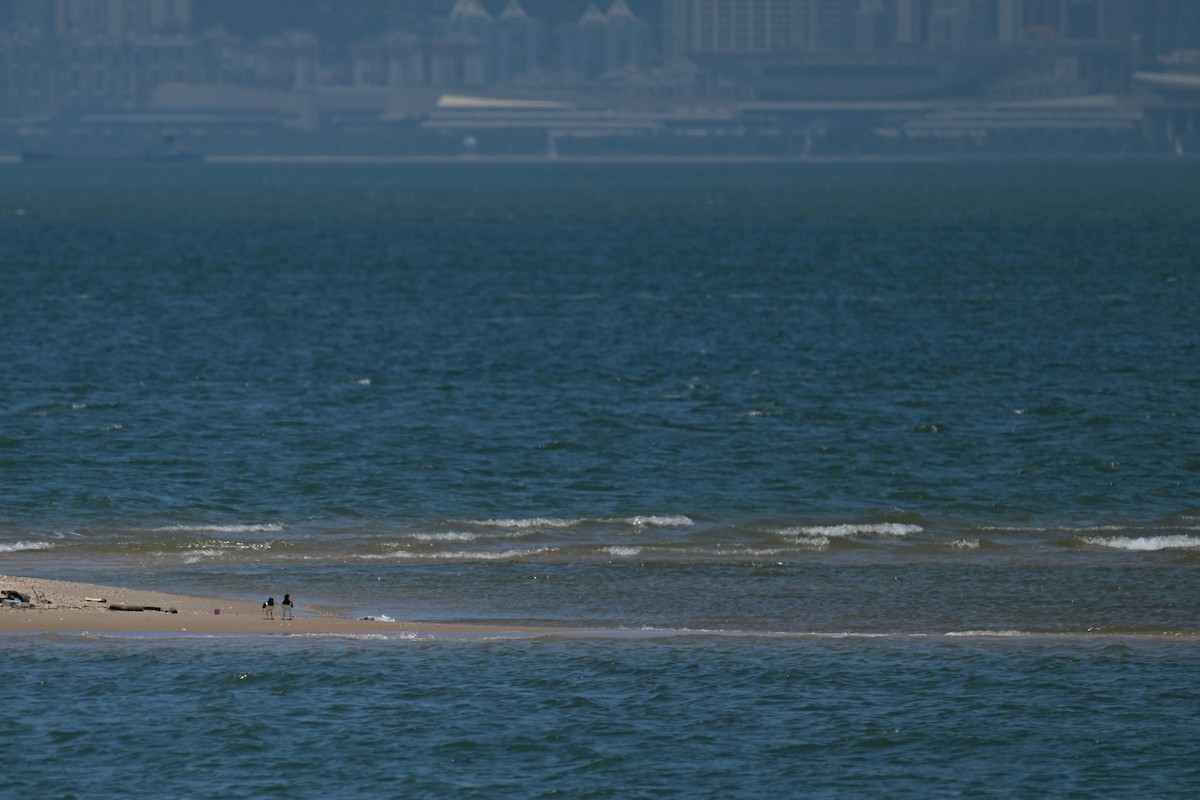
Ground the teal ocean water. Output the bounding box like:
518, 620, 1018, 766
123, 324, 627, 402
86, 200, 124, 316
2, 162, 1199, 797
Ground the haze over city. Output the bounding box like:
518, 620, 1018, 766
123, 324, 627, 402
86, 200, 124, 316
2, 1, 1199, 159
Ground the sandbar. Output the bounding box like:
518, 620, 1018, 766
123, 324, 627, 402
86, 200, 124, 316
0, 573, 563, 637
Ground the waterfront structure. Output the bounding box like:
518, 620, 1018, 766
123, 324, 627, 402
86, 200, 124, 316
1, 0, 1195, 157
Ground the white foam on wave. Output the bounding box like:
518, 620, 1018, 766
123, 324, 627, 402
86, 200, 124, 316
407, 531, 483, 543
475, 517, 584, 530
151, 523, 285, 534
471, 515, 693, 530
802, 523, 922, 537
0, 540, 56, 553
794, 536, 830, 550
978, 524, 1126, 533
714, 546, 796, 557
1081, 535, 1200, 552
947, 538, 980, 550
368, 547, 557, 561
184, 540, 274, 552
765, 536, 831, 551
601, 546, 642, 557
619, 515, 693, 528
805, 631, 897, 639
781, 523, 922, 540
177, 541, 276, 563
180, 548, 227, 564
630, 629, 913, 641
295, 632, 422, 641
753, 542, 830, 554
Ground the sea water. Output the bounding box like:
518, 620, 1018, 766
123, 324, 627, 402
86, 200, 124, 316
1, 161, 1199, 798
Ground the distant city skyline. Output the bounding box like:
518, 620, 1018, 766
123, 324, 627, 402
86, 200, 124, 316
1, 0, 1198, 159
2, 1, 1198, 56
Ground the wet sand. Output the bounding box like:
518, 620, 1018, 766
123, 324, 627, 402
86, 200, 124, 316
0, 573, 563, 637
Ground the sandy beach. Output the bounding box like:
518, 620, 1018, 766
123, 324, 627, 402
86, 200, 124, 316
0, 573, 563, 637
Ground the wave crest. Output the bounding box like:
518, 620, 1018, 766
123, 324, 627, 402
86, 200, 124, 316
621, 515, 693, 528
785, 523, 923, 539
150, 523, 285, 534
0, 540, 56, 553
475, 518, 584, 530
1081, 535, 1200, 552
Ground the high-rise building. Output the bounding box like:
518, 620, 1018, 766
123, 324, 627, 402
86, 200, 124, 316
661, 0, 852, 58
1020, 0, 1134, 42
605, 0, 651, 72
567, 3, 609, 77
1102, 0, 1138, 48
925, 0, 1001, 47
1, 0, 190, 38
52, 0, 191, 39
433, 0, 494, 86
1064, 0, 1103, 40
886, 0, 1139, 49
350, 30, 425, 87
0, 0, 56, 35
560, 1, 650, 78
444, 0, 494, 45
791, 0, 854, 50
996, 0, 1022, 43
1135, 0, 1200, 61
495, 0, 539, 82
662, 0, 795, 58
894, 0, 923, 46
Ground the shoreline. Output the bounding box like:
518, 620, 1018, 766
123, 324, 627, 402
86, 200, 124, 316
4, 574, 1198, 641
3, 153, 1199, 166
0, 573, 565, 637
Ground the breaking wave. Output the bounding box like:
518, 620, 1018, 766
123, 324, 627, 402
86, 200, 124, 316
620, 515, 693, 528
368, 547, 557, 561
149, 523, 285, 534
781, 523, 923, 540
469, 515, 693, 530
1080, 535, 1200, 552
0, 540, 56, 554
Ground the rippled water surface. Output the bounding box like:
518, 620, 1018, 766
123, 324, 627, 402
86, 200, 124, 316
3, 634, 1199, 799
2, 162, 1199, 796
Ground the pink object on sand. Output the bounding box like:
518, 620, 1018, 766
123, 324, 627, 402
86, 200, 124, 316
214, 608, 220, 615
